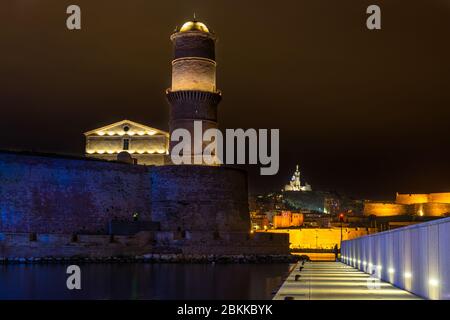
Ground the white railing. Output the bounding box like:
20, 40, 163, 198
341, 217, 450, 300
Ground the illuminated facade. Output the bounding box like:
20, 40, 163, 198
84, 120, 169, 165
364, 192, 450, 217
268, 227, 375, 249
166, 20, 222, 164
396, 192, 450, 205
273, 211, 304, 228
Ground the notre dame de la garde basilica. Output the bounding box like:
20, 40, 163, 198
0, 20, 289, 260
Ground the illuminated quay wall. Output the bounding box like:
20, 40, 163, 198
266, 227, 375, 250
341, 217, 450, 300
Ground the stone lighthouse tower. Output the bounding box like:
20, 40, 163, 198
166, 19, 222, 164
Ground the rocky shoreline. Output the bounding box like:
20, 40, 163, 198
0, 254, 302, 265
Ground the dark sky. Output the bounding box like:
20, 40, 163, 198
1, 0, 450, 200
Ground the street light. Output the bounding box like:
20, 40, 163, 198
339, 213, 345, 246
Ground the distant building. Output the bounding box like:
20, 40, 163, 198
284, 165, 312, 191
324, 196, 340, 215
84, 120, 169, 165
250, 211, 269, 230
273, 211, 304, 228
364, 192, 450, 217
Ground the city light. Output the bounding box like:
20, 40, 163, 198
404, 272, 412, 279
96, 130, 157, 136
85, 150, 168, 155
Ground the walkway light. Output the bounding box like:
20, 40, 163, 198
388, 268, 395, 274
404, 272, 412, 279
429, 279, 439, 287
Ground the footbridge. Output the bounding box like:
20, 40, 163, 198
274, 217, 449, 300
341, 217, 450, 300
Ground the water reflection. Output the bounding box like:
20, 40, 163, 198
0, 263, 291, 300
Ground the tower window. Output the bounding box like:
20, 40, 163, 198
123, 139, 130, 150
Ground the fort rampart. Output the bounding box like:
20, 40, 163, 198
0, 151, 287, 258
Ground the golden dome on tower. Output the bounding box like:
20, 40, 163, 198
179, 20, 210, 33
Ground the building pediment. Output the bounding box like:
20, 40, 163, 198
84, 120, 169, 137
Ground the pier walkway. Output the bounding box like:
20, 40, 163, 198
273, 261, 421, 300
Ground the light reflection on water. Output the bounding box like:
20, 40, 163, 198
0, 263, 291, 300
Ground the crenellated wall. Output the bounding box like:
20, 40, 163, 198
364, 198, 450, 217
396, 193, 430, 205
396, 192, 450, 205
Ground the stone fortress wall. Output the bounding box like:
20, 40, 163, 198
364, 192, 450, 217
0, 151, 288, 258
150, 165, 250, 232
0, 151, 152, 234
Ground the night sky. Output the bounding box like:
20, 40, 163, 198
1, 1, 450, 200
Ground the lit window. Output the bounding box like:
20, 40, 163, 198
123, 139, 130, 150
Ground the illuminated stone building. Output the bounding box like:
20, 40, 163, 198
0, 19, 291, 258
272, 211, 304, 228
364, 192, 450, 217
166, 20, 222, 164
84, 120, 169, 165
